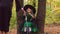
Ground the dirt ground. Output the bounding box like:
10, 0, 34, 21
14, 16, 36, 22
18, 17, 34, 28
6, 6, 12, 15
45, 25, 60, 34
9, 28, 17, 34
9, 25, 60, 34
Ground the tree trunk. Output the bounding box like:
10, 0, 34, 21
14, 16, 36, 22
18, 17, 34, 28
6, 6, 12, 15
16, 0, 24, 34
36, 0, 46, 34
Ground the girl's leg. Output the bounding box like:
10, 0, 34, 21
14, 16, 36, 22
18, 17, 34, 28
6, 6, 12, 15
0, 31, 3, 34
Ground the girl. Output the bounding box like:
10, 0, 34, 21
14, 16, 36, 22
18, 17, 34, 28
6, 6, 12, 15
21, 5, 37, 32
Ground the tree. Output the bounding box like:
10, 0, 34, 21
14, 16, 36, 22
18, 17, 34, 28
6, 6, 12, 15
36, 0, 46, 34
16, 0, 24, 34
16, 0, 46, 34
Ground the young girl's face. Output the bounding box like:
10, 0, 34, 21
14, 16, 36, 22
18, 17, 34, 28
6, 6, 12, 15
27, 8, 32, 13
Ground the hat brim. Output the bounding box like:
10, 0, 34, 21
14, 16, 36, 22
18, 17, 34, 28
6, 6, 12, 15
24, 5, 36, 14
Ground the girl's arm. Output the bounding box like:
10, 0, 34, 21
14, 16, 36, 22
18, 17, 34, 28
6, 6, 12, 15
21, 8, 26, 16
29, 13, 35, 19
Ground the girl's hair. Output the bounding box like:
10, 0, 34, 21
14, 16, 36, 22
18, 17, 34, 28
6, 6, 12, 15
24, 5, 36, 14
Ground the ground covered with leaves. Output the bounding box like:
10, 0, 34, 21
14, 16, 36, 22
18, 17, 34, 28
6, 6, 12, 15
9, 25, 60, 34
45, 25, 60, 34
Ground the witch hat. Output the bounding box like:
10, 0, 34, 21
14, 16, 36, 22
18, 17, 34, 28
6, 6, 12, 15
24, 5, 36, 14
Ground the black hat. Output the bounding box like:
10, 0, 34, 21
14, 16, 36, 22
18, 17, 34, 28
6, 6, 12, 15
24, 5, 36, 14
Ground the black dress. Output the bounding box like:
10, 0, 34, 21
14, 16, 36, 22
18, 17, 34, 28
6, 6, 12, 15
0, 0, 13, 32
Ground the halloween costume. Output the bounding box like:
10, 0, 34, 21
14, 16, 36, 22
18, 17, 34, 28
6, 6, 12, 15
22, 5, 37, 33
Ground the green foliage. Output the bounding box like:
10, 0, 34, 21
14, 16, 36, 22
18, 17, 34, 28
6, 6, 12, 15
46, 0, 60, 25
10, 0, 17, 29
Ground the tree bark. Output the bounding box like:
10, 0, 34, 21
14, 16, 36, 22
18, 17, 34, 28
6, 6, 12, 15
36, 0, 46, 34
15, 0, 24, 34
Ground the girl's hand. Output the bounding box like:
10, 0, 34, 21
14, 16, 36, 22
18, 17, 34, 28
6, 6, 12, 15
21, 8, 26, 13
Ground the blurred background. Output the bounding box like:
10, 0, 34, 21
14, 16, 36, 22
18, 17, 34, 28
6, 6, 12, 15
9, 0, 60, 34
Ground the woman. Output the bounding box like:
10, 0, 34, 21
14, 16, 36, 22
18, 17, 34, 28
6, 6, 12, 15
0, 0, 23, 34
0, 0, 13, 34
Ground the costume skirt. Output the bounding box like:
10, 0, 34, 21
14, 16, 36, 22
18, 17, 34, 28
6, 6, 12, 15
0, 7, 12, 32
